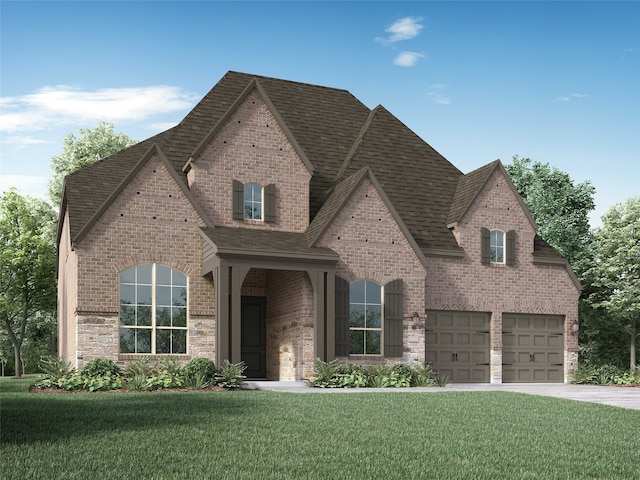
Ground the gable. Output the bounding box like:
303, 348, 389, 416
185, 88, 312, 232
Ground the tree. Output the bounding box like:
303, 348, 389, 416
0, 189, 57, 377
48, 121, 136, 207
505, 156, 595, 275
584, 197, 639, 369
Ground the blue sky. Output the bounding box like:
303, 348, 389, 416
1, 1, 638, 227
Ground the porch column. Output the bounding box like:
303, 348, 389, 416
325, 270, 335, 361
230, 265, 250, 365
215, 265, 230, 365
310, 270, 326, 361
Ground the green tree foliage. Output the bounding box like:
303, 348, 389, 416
0, 189, 57, 377
583, 197, 639, 368
505, 156, 595, 275
48, 121, 136, 207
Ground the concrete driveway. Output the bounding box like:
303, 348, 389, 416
244, 381, 640, 410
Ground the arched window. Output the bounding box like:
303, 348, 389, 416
349, 280, 382, 355
119, 264, 187, 354
490, 230, 505, 264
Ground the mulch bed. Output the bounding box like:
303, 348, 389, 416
29, 385, 227, 394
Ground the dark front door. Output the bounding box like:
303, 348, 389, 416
241, 296, 266, 378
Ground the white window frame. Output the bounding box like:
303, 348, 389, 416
244, 183, 264, 221
490, 229, 505, 264
119, 264, 188, 355
349, 280, 383, 355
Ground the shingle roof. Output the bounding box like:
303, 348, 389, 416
200, 227, 338, 260
61, 71, 547, 260
447, 160, 500, 226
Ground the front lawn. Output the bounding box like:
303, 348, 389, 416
1, 381, 638, 479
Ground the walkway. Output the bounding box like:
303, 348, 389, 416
244, 381, 640, 410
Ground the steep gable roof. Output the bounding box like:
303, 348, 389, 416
334, 105, 463, 253
447, 160, 537, 230
306, 166, 429, 269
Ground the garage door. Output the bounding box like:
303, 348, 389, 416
425, 311, 490, 383
502, 314, 564, 383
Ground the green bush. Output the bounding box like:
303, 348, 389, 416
125, 357, 154, 379
83, 374, 124, 392
336, 363, 367, 388
39, 355, 75, 381
307, 358, 342, 388
182, 357, 217, 384
215, 360, 247, 389
572, 364, 639, 385
411, 361, 436, 387
146, 370, 184, 390
80, 358, 122, 378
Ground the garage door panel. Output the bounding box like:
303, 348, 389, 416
502, 314, 564, 383
426, 311, 490, 383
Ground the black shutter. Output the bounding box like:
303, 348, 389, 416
264, 184, 276, 223
232, 180, 244, 220
480, 227, 490, 264
384, 279, 404, 358
335, 276, 350, 357
506, 230, 516, 265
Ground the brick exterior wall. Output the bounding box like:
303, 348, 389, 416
68, 152, 215, 368
425, 169, 580, 382
316, 177, 428, 365
265, 270, 315, 380
187, 90, 311, 232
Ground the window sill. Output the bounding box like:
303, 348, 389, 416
118, 354, 191, 361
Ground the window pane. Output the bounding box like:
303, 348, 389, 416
156, 286, 171, 306
119, 328, 135, 353
253, 205, 262, 220
156, 265, 172, 286
156, 307, 171, 327
137, 285, 152, 305
245, 204, 253, 219
350, 281, 365, 303
120, 284, 135, 305
120, 267, 135, 284
365, 282, 381, 304
156, 330, 171, 354
349, 304, 365, 327
172, 330, 187, 354
366, 305, 382, 328
138, 306, 152, 326
350, 330, 364, 355
173, 271, 187, 287
173, 287, 187, 306
365, 330, 381, 355
137, 264, 152, 285
120, 306, 136, 326
244, 186, 252, 202
136, 329, 152, 353
173, 307, 187, 327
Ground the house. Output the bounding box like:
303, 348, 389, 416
57, 71, 581, 383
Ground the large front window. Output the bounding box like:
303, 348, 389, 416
349, 280, 382, 355
119, 264, 187, 354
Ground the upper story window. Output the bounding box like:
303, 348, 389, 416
349, 280, 382, 355
119, 264, 187, 355
244, 183, 263, 220
233, 180, 276, 222
481, 227, 516, 265
490, 229, 505, 263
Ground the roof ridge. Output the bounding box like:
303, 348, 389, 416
334, 106, 379, 181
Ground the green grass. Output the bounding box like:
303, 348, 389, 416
1, 382, 638, 479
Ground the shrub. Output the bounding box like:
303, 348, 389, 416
411, 361, 436, 387
80, 358, 122, 378
155, 357, 183, 376
125, 357, 154, 379
182, 357, 217, 384
39, 355, 75, 381
336, 363, 367, 388
83, 374, 124, 392
215, 360, 247, 389
307, 358, 342, 388
146, 370, 184, 390
126, 374, 148, 390
366, 363, 392, 387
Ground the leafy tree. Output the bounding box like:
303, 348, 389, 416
584, 197, 639, 369
48, 121, 136, 207
0, 189, 57, 377
505, 156, 595, 275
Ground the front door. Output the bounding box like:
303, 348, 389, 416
241, 296, 266, 378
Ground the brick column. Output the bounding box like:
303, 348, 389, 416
490, 311, 503, 384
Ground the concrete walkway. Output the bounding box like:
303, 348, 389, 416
244, 381, 640, 410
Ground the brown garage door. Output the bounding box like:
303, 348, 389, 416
425, 311, 490, 383
502, 314, 564, 383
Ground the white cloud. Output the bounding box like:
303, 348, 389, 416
0, 175, 49, 200
428, 84, 452, 105
557, 93, 590, 102
394, 51, 425, 67
0, 85, 199, 132
376, 16, 424, 45
1, 135, 49, 146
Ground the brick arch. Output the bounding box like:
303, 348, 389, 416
112, 257, 194, 277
